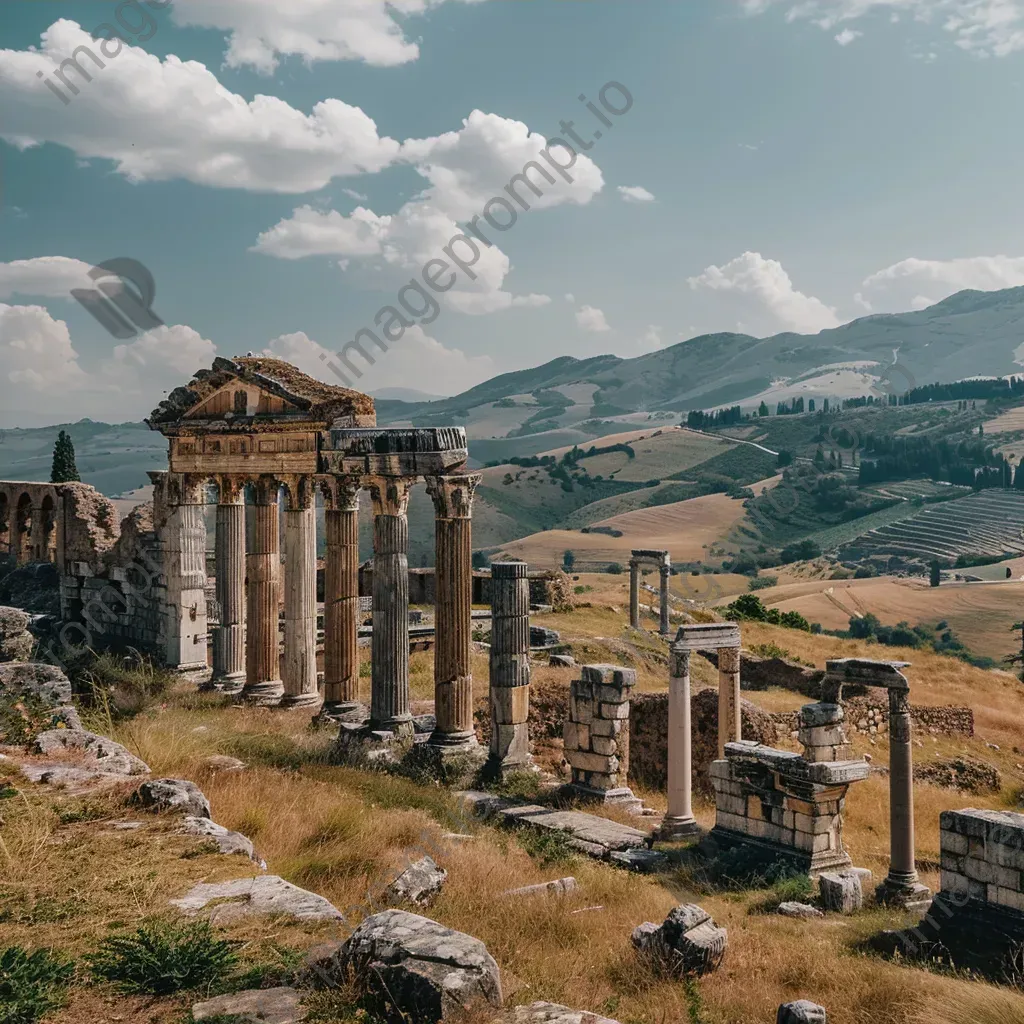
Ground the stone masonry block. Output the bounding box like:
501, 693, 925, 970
591, 736, 617, 756
568, 750, 618, 774
563, 721, 579, 752
994, 887, 1024, 912
581, 664, 637, 689
600, 702, 630, 720
941, 830, 969, 856
589, 718, 622, 737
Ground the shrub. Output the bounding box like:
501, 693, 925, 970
516, 828, 578, 866
0, 947, 74, 1024
748, 575, 778, 591
85, 919, 239, 996
605, 562, 624, 575
60, 647, 175, 720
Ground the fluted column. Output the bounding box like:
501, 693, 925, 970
368, 477, 413, 735
211, 477, 245, 692
660, 648, 700, 838
151, 472, 208, 676
281, 476, 319, 709
243, 477, 283, 705
320, 477, 362, 721
659, 565, 671, 635
489, 561, 532, 773
877, 680, 932, 907
717, 645, 742, 758
629, 560, 640, 628
426, 474, 482, 748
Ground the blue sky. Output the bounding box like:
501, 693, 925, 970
2, 0, 1024, 425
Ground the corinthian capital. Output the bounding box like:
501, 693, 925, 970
425, 473, 481, 519
366, 475, 413, 517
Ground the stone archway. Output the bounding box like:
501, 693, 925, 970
15, 493, 32, 565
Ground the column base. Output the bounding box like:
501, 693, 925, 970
484, 754, 537, 782
205, 672, 245, 695
414, 741, 487, 786
876, 875, 932, 911
240, 679, 285, 706
657, 815, 703, 841
279, 692, 322, 710
336, 719, 414, 767
369, 717, 415, 740
426, 730, 479, 749
315, 701, 369, 726
172, 663, 213, 687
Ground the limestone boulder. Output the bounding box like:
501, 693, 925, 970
384, 855, 447, 906
132, 778, 211, 818
511, 1002, 622, 1024
631, 903, 727, 977
818, 871, 863, 915
305, 909, 502, 1023
171, 875, 343, 923
34, 728, 149, 775
180, 816, 262, 865
0, 662, 72, 707
777, 902, 824, 919
192, 986, 305, 1023
0, 606, 34, 663
200, 754, 246, 773
777, 1001, 827, 1023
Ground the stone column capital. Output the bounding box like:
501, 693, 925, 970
318, 475, 361, 512
161, 472, 206, 506
366, 475, 413, 517
425, 473, 481, 519
252, 475, 281, 506
281, 475, 316, 511
217, 475, 246, 505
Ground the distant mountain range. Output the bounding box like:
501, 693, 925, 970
4, 286, 1024, 495
376, 286, 1024, 427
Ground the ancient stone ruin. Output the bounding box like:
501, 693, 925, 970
707, 697, 869, 877
628, 548, 671, 634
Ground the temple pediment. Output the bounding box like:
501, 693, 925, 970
147, 356, 376, 432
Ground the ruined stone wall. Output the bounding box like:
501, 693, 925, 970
940, 809, 1024, 911
771, 701, 974, 739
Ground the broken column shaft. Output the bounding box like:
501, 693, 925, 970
489, 561, 532, 773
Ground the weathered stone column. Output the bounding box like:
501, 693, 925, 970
488, 561, 533, 774
29, 506, 45, 562
368, 476, 413, 736
211, 477, 245, 692
425, 474, 482, 749
629, 559, 640, 628
281, 477, 319, 709
659, 565, 671, 635
319, 477, 362, 721
717, 645, 742, 758
151, 472, 209, 678
876, 678, 932, 908
660, 648, 700, 838
243, 477, 283, 705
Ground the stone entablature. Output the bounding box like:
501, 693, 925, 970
628, 548, 671, 634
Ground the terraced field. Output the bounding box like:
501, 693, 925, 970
838, 489, 1024, 563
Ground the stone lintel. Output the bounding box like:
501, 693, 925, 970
823, 657, 910, 691
673, 622, 741, 651
630, 548, 670, 568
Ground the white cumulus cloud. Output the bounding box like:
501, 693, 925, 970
170, 0, 490, 73
859, 254, 1024, 312
835, 28, 863, 45
576, 305, 611, 333
0, 256, 95, 298
617, 185, 656, 203
688, 251, 841, 334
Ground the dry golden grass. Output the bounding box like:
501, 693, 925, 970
7, 594, 1024, 1022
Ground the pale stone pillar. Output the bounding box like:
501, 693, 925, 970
659, 565, 671, 635
211, 478, 246, 692
368, 476, 413, 736
425, 474, 482, 749
243, 477, 283, 705
29, 506, 45, 562
151, 472, 209, 676
489, 561, 532, 773
660, 648, 700, 838
629, 559, 640, 628
281, 477, 319, 709
877, 683, 932, 907
717, 645, 742, 758
320, 477, 362, 721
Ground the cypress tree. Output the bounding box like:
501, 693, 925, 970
50, 430, 80, 483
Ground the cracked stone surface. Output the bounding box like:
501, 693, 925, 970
34, 729, 150, 775
384, 856, 447, 906
631, 903, 728, 977
511, 1002, 622, 1024
304, 909, 502, 1024
132, 778, 211, 818
180, 816, 263, 865
170, 875, 343, 923
192, 986, 305, 1023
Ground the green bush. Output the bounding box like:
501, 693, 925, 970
748, 575, 778, 591
605, 562, 624, 575
85, 918, 239, 996
0, 946, 74, 1024
59, 647, 175, 720
516, 828, 578, 867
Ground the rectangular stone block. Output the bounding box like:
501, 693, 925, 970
599, 702, 630, 720
716, 811, 746, 833
590, 735, 617, 756
940, 850, 964, 873
581, 664, 637, 688
941, 830, 969, 856
991, 842, 1024, 871
717, 794, 746, 816
589, 718, 622, 737
965, 857, 996, 885
709, 760, 733, 780
568, 750, 618, 774
940, 869, 970, 895
584, 771, 621, 791
995, 887, 1024, 912
563, 721, 579, 752
799, 725, 848, 747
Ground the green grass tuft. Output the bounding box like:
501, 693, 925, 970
0, 946, 75, 1024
